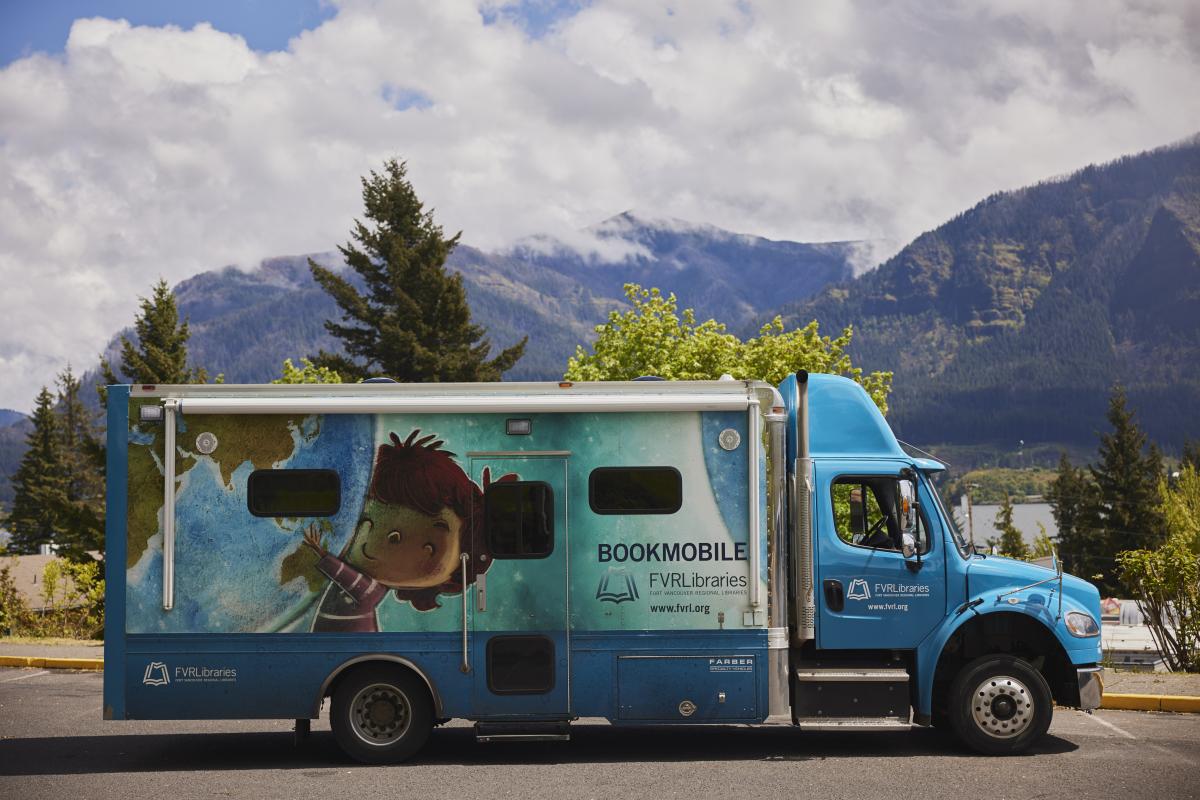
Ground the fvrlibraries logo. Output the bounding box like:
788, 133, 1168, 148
142, 662, 170, 687
846, 578, 871, 601
596, 568, 639, 604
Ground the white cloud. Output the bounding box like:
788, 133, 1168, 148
0, 0, 1198, 410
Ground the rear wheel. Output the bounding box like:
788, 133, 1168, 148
948, 655, 1052, 755
330, 665, 433, 764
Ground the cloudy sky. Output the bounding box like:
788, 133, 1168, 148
1, 0, 1198, 411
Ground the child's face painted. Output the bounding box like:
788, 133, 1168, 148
346, 499, 464, 588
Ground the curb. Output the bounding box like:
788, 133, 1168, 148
0, 655, 104, 671
1102, 692, 1200, 713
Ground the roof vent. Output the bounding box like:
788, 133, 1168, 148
633, 375, 666, 381
718, 373, 736, 381
362, 377, 397, 384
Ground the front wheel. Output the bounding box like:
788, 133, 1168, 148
330, 666, 433, 764
948, 655, 1052, 755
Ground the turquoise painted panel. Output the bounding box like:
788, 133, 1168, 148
124, 408, 766, 636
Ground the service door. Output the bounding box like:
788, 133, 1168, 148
469, 455, 569, 718
815, 462, 947, 650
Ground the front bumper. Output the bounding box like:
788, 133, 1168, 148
1077, 665, 1105, 710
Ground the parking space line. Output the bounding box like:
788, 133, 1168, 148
0, 669, 49, 683
1084, 712, 1137, 739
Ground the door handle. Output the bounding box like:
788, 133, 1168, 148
823, 579, 844, 612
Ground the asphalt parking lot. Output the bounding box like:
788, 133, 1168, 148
2, 667, 1198, 800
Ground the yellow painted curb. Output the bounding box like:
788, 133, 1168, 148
1161, 695, 1200, 713
0, 655, 104, 671
1103, 692, 1200, 712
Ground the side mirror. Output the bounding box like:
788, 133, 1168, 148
901, 532, 918, 560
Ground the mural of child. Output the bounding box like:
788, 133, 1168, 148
303, 430, 512, 632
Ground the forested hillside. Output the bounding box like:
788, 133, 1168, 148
780, 138, 1200, 453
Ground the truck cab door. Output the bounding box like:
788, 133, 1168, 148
815, 462, 946, 650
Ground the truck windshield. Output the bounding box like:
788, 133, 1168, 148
926, 476, 971, 558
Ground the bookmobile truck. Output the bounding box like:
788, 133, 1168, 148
103, 372, 1104, 762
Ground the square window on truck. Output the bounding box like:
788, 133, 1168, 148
485, 481, 554, 558
831, 475, 927, 554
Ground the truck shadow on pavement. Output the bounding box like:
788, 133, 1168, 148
0, 724, 1078, 775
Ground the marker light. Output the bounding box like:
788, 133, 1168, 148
1065, 611, 1100, 637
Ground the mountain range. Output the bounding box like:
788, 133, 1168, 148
782, 137, 1200, 455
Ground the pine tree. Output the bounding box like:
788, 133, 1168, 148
1091, 385, 1165, 558
48, 365, 105, 562
995, 494, 1029, 560
1182, 440, 1200, 472
1047, 452, 1101, 580
101, 279, 209, 392
7, 387, 68, 554
309, 159, 526, 382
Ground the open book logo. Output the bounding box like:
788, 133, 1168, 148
596, 568, 639, 604
143, 662, 170, 686
846, 579, 871, 601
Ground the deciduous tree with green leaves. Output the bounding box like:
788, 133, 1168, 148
564, 284, 892, 412
1118, 464, 1200, 672
309, 159, 525, 383
273, 357, 342, 385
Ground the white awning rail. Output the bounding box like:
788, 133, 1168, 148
173, 393, 754, 415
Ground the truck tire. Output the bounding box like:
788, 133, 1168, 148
330, 665, 433, 764
948, 654, 1052, 755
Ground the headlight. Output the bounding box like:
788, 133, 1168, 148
1065, 611, 1100, 637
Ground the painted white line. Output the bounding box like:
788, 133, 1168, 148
0, 669, 49, 684
1084, 711, 1137, 740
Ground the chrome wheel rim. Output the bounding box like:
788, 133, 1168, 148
349, 682, 411, 746
971, 675, 1034, 739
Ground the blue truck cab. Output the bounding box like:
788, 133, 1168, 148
104, 372, 1103, 761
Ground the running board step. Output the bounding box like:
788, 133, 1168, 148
793, 667, 909, 682
794, 717, 912, 731
475, 721, 571, 743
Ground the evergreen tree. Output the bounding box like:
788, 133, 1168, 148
48, 365, 105, 562
1091, 385, 1166, 561
1047, 452, 1101, 580
1182, 440, 1200, 472
101, 279, 209, 392
995, 494, 1029, 559
7, 388, 68, 554
309, 159, 525, 382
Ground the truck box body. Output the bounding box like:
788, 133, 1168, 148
104, 374, 1104, 758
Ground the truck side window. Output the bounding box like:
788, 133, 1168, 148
589, 467, 682, 514
247, 469, 340, 517
485, 481, 554, 558
831, 476, 928, 554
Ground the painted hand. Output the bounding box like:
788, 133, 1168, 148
302, 525, 327, 558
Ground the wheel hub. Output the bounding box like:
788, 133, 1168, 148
970, 675, 1034, 739
350, 683, 411, 746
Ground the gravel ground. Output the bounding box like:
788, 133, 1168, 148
1105, 669, 1200, 696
